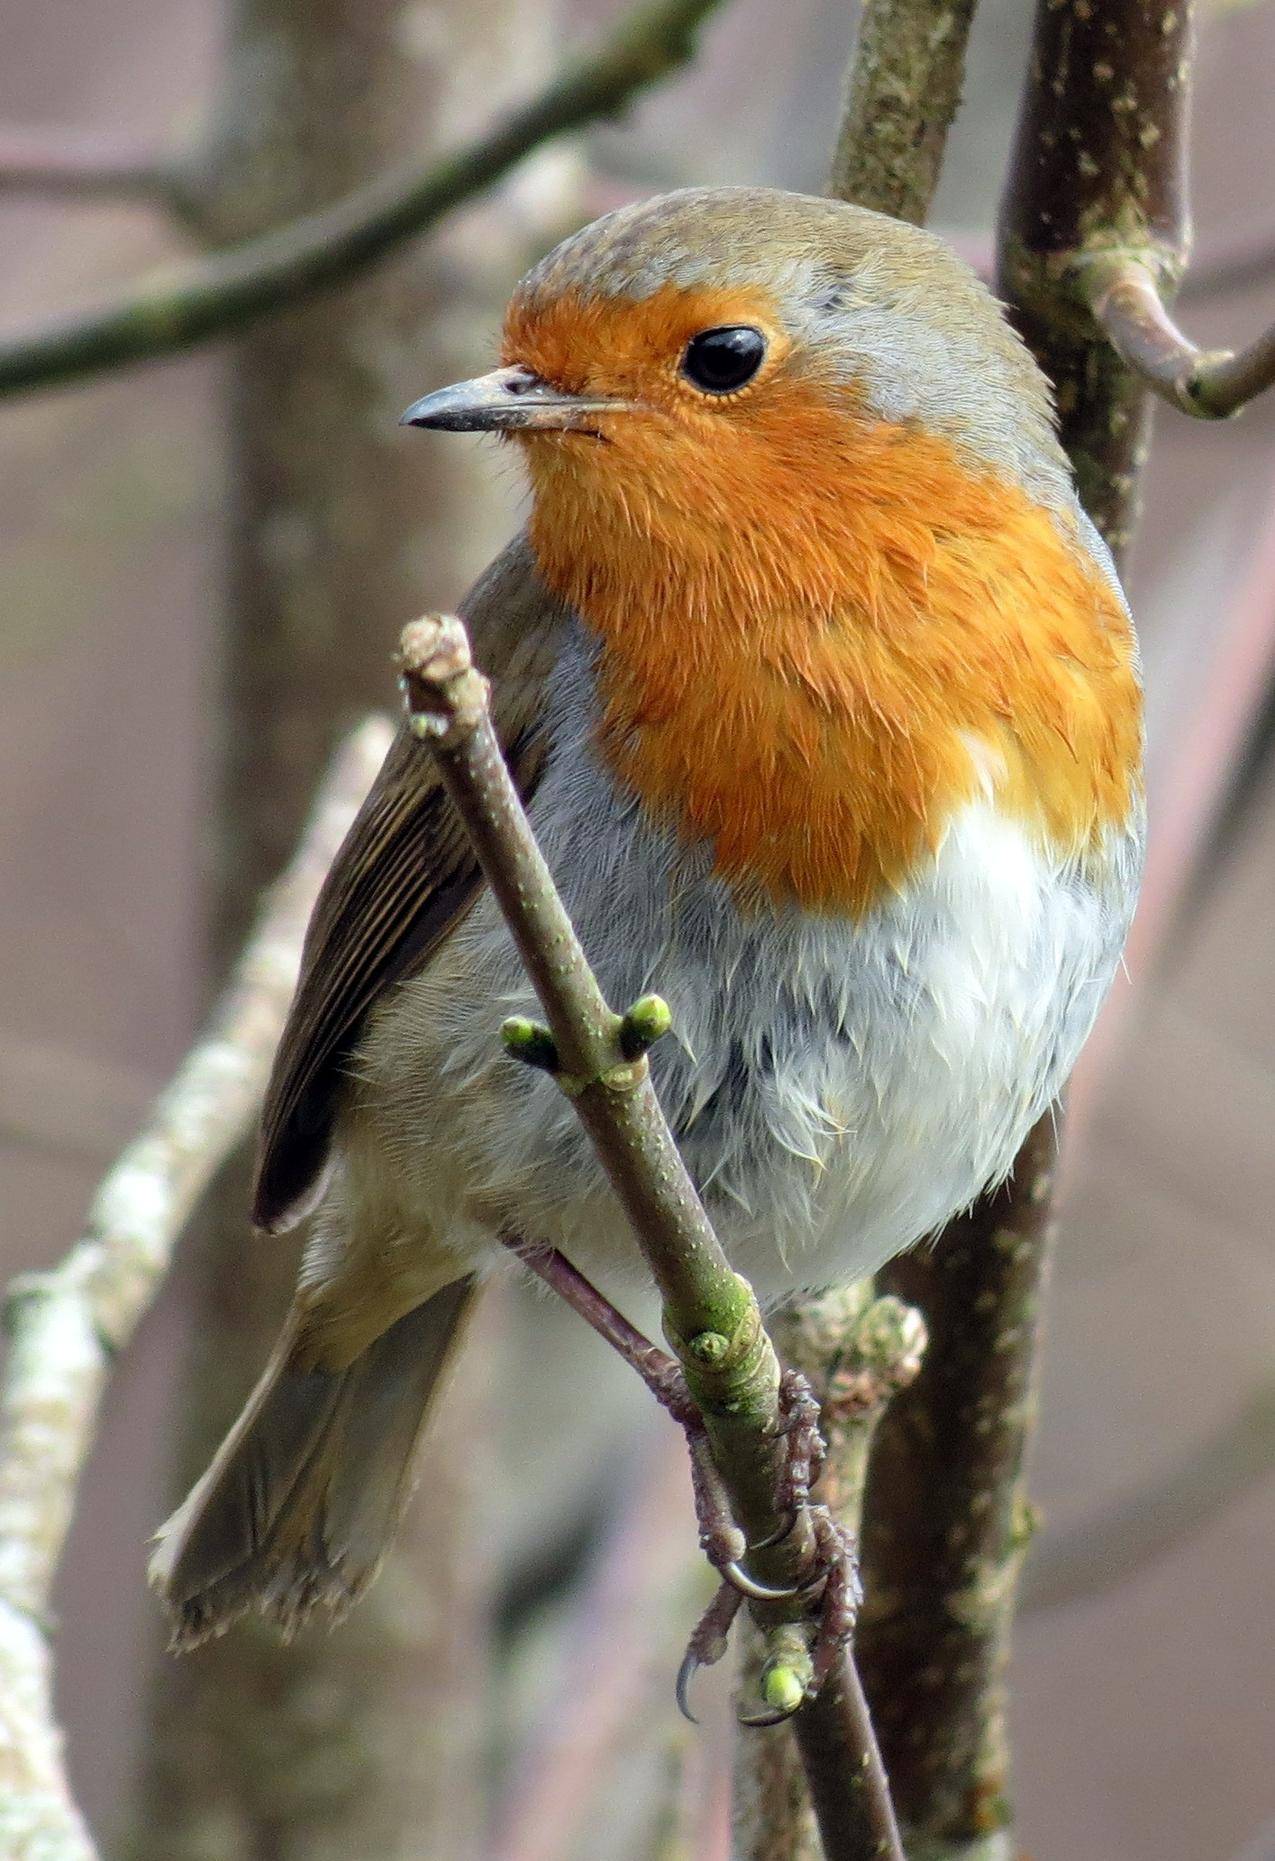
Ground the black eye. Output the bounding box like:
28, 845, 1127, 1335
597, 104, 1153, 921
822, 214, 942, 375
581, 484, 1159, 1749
681, 325, 767, 395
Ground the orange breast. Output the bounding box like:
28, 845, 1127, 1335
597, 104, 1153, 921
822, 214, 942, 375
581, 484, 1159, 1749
523, 383, 1142, 918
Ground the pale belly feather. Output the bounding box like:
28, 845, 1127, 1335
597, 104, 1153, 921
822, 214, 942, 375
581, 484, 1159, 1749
344, 648, 1142, 1303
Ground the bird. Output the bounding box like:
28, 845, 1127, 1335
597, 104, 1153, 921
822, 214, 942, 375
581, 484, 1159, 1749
151, 185, 1144, 1648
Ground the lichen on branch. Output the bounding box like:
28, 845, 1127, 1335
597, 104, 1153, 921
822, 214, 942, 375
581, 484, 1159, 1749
827, 0, 978, 225
0, 720, 390, 1861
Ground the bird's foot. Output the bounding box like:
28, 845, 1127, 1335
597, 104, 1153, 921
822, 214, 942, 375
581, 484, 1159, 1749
679, 1511, 861, 1725
773, 1365, 826, 1518
736, 1510, 862, 1727
508, 1239, 856, 1722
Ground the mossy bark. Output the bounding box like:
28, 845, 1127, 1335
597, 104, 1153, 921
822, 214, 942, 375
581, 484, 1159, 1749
827, 0, 979, 226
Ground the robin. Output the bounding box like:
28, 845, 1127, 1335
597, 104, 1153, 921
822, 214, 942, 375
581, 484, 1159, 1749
152, 186, 1144, 1646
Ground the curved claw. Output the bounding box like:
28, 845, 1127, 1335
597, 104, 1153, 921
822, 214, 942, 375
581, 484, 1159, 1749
721, 1557, 802, 1602
737, 1700, 800, 1729
675, 1646, 701, 1725
744, 1511, 798, 1557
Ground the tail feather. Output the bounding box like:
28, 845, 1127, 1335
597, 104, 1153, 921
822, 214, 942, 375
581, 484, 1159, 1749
150, 1278, 477, 1649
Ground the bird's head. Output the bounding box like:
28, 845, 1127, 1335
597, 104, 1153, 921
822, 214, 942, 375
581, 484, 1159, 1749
402, 186, 1070, 580
401, 189, 1139, 915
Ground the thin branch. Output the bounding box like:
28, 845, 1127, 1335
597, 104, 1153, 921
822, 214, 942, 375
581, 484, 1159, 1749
0, 0, 731, 400
733, 1292, 928, 1861
822, 3, 1048, 1857
859, 1118, 1055, 1859
827, 0, 978, 226
0, 718, 390, 1861
398, 613, 905, 1861
0, 128, 192, 215
1085, 257, 1275, 419
998, 0, 1192, 558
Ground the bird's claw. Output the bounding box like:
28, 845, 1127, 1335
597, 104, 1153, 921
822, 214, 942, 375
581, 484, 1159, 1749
773, 1367, 826, 1517
734, 1511, 861, 1728
807, 1511, 861, 1694
737, 1700, 797, 1729
665, 1360, 855, 1722
719, 1555, 802, 1601
676, 1580, 744, 1724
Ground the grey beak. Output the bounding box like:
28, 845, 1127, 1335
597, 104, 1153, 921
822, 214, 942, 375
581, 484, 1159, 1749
400, 365, 628, 433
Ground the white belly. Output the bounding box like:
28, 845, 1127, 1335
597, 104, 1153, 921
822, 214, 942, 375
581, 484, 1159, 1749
352, 769, 1140, 1302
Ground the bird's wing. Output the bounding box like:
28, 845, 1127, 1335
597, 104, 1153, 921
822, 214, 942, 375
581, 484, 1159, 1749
252, 535, 572, 1232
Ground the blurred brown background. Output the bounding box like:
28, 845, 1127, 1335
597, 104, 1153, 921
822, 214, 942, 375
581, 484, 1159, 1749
2, 1, 1274, 1855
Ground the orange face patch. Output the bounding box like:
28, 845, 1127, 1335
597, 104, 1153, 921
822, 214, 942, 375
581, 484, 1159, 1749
503, 280, 794, 412
506, 287, 1142, 917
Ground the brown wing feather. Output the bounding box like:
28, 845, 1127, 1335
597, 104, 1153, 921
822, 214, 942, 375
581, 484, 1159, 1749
253, 536, 572, 1231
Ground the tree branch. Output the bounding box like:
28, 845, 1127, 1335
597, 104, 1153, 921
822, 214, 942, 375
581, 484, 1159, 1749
0, 0, 731, 401
827, 0, 978, 226
0, 128, 196, 218
733, 1292, 928, 1861
841, 8, 1202, 1853
0, 718, 390, 1861
820, 6, 1050, 1858
398, 613, 905, 1861
1084, 256, 1275, 419
858, 1119, 1055, 1859
998, 0, 1192, 558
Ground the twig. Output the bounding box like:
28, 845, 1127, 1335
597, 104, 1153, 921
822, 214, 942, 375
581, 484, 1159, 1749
0, 0, 731, 400
858, 1119, 1055, 1859
732, 1293, 928, 1861
997, 0, 1193, 558
1085, 257, 1275, 420
827, 0, 978, 226
398, 612, 905, 1861
0, 128, 195, 217
0, 718, 390, 1861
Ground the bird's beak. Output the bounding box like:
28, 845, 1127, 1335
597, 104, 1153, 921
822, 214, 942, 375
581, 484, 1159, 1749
400, 365, 629, 434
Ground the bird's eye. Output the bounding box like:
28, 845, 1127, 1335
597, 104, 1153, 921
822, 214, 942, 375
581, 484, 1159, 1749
680, 325, 767, 395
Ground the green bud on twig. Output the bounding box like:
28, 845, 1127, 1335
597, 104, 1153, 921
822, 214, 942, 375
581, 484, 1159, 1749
761, 1661, 809, 1718
501, 1017, 560, 1073
687, 1329, 730, 1367
618, 993, 672, 1060
755, 1621, 814, 1721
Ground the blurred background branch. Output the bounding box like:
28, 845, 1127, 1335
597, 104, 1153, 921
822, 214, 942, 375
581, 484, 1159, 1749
0, 127, 202, 220
0, 719, 387, 1861
0, 0, 730, 398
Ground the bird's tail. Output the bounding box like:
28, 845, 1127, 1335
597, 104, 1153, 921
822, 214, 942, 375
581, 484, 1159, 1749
149, 1277, 477, 1650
